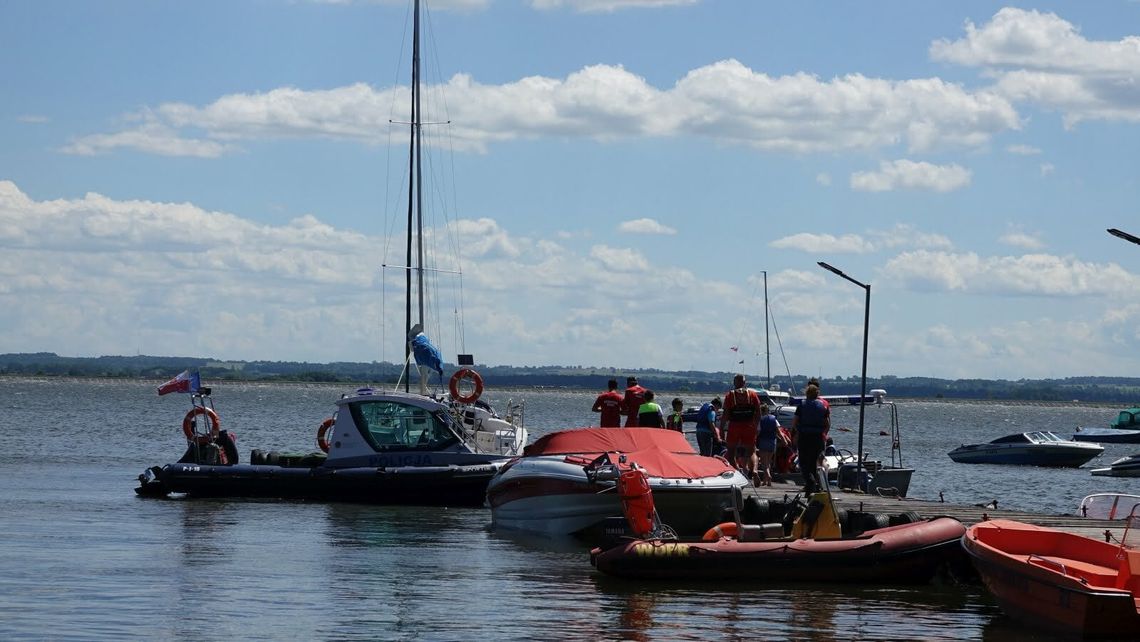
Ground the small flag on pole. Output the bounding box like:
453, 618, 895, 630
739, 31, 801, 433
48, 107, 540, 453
157, 370, 201, 396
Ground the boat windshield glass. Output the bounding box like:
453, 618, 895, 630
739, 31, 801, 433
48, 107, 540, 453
348, 400, 459, 451
991, 433, 1031, 444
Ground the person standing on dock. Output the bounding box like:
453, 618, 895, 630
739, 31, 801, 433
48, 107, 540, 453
637, 390, 666, 428
622, 376, 647, 427
666, 398, 685, 432
723, 374, 762, 481
694, 397, 722, 456
792, 383, 830, 494
755, 404, 780, 487
591, 378, 624, 427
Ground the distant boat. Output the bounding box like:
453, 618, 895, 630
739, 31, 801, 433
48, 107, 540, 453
1090, 453, 1140, 478
1109, 407, 1140, 430
1072, 426, 1140, 443
947, 431, 1103, 467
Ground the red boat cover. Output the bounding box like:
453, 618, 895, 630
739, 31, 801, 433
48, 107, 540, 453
523, 428, 734, 479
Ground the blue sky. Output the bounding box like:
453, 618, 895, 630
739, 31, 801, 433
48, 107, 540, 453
2, 0, 1139, 381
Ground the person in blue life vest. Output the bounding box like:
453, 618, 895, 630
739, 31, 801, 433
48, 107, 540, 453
666, 397, 685, 432
637, 390, 666, 428
791, 383, 830, 494
693, 397, 722, 456
755, 403, 780, 487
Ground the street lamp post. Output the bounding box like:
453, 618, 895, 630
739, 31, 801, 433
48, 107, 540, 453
817, 261, 871, 484
1108, 228, 1140, 246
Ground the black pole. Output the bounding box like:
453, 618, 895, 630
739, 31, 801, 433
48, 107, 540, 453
857, 282, 870, 483
817, 261, 870, 484
763, 271, 771, 389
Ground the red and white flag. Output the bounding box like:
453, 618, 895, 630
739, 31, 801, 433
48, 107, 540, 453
157, 370, 201, 396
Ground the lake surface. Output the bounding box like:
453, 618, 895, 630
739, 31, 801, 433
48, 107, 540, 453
2, 378, 1138, 640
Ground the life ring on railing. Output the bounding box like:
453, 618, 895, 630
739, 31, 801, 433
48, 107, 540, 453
316, 417, 336, 453
448, 368, 484, 404
182, 407, 221, 445
702, 522, 739, 542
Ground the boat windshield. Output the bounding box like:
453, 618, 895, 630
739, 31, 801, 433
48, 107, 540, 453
991, 433, 1032, 444
348, 399, 460, 451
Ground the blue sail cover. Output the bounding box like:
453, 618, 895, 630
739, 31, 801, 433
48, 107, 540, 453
411, 332, 443, 375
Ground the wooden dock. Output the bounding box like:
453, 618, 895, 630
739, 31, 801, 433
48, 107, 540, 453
744, 480, 1127, 543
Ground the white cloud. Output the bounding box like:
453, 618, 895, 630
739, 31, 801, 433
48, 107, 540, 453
999, 231, 1046, 250
883, 250, 1138, 296
1040, 162, 1055, 176
931, 8, 1140, 126
1006, 144, 1041, 155
65, 60, 1020, 157
771, 224, 951, 255
17, 115, 49, 124
850, 159, 971, 192
815, 173, 831, 186
589, 245, 649, 272
618, 218, 677, 235
530, 0, 698, 11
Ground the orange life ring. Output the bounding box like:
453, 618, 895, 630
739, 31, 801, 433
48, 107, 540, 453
702, 522, 739, 542
182, 406, 221, 445
448, 368, 484, 404
316, 417, 336, 453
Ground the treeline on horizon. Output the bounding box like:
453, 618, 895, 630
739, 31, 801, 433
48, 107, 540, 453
3, 352, 1140, 404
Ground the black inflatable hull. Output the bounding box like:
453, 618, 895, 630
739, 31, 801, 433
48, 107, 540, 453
136, 462, 500, 507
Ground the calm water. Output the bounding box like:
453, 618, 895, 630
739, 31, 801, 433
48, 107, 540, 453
3, 378, 1138, 641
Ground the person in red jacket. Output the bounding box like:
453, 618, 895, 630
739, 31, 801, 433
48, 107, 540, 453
722, 373, 762, 481
622, 376, 647, 427
591, 378, 624, 427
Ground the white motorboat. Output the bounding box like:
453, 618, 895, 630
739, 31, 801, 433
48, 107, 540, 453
485, 428, 748, 538
1090, 454, 1140, 478
137, 386, 527, 506
948, 431, 1104, 467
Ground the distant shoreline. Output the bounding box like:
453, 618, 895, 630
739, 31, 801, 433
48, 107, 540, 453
2, 374, 1128, 408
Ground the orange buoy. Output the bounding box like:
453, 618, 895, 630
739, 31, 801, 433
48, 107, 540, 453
448, 368, 484, 404
702, 522, 739, 542
316, 417, 336, 453
182, 406, 221, 445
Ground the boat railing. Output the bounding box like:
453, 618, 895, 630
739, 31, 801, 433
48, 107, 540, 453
1027, 555, 1077, 580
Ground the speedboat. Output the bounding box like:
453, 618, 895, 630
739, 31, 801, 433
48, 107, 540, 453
1079, 493, 1140, 519
947, 431, 1103, 467
962, 518, 1140, 637
1090, 453, 1140, 477
136, 385, 527, 506
485, 427, 748, 538
1072, 426, 1140, 443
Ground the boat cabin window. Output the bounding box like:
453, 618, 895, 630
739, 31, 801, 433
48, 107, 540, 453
348, 400, 459, 451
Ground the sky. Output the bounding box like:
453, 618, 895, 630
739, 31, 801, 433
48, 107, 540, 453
2, 0, 1140, 381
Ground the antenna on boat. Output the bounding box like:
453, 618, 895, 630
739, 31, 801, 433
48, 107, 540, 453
763, 271, 770, 389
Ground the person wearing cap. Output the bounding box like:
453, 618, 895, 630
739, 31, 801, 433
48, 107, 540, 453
622, 376, 647, 427
693, 396, 723, 456
591, 378, 624, 428
722, 373, 762, 481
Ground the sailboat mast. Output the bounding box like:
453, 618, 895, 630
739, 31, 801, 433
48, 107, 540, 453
413, 0, 425, 331
403, 0, 423, 391
764, 270, 771, 388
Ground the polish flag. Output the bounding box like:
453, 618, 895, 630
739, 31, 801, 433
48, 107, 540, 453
157, 370, 201, 396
